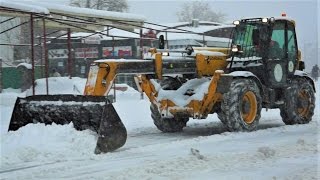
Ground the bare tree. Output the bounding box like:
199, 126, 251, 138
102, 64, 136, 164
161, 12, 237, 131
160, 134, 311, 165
70, 0, 128, 12
177, 1, 225, 23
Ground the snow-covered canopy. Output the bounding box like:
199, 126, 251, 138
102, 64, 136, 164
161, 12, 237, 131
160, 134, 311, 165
166, 25, 234, 34
157, 33, 231, 42
159, 21, 224, 31
69, 28, 141, 40
141, 21, 232, 35
0, 0, 145, 31
24, 1, 145, 23
156, 32, 231, 48
0, 0, 49, 15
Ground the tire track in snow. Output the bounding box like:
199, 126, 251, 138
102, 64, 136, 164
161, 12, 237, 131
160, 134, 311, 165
0, 120, 287, 179
0, 161, 61, 173
47, 122, 318, 179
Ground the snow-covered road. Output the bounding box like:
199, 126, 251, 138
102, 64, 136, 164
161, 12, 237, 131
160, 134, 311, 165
1, 77, 319, 179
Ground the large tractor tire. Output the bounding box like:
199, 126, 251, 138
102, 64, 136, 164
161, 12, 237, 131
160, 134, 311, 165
150, 104, 188, 132
280, 78, 315, 125
218, 78, 262, 131
150, 76, 188, 132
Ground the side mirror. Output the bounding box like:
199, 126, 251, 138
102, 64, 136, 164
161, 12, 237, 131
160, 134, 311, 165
298, 61, 305, 71
159, 35, 165, 49
252, 29, 260, 46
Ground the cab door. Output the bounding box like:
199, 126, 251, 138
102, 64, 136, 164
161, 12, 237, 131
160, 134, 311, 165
286, 21, 299, 77
266, 20, 287, 87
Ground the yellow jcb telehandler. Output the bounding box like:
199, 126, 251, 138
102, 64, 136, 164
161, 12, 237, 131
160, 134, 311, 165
9, 17, 315, 153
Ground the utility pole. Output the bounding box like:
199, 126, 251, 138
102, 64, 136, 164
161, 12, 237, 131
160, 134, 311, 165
86, 0, 90, 8
0, 57, 2, 93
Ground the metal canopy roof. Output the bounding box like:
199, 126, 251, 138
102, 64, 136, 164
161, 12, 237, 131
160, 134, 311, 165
0, 0, 145, 32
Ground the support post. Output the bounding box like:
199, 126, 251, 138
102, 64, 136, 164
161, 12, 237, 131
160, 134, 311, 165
67, 28, 72, 79
112, 37, 115, 57
39, 37, 43, 78
113, 78, 116, 102
30, 14, 35, 95
0, 58, 2, 93
165, 31, 169, 49
43, 18, 49, 95
140, 29, 143, 59
203, 33, 205, 47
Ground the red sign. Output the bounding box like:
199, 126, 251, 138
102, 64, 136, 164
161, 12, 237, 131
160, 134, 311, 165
102, 46, 132, 57
75, 48, 98, 58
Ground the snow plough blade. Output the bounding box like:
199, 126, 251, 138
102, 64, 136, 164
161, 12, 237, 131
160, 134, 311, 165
8, 95, 127, 153
95, 103, 127, 154
8, 95, 107, 132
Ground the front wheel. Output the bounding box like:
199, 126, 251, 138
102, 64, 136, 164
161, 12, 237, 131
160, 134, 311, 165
150, 104, 188, 133
218, 78, 262, 131
280, 78, 315, 125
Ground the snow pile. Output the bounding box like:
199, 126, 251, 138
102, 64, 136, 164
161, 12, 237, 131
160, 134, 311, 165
1, 123, 97, 166
16, 63, 32, 70
0, 77, 146, 165
23, 76, 139, 99
0, 90, 23, 105
25, 77, 86, 96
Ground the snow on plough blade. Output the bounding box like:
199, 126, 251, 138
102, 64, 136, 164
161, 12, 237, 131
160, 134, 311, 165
8, 95, 127, 153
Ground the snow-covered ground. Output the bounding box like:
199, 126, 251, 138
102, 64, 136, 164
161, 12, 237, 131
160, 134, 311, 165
0, 77, 319, 179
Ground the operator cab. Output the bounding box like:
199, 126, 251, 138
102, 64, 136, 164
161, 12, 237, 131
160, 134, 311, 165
229, 17, 300, 88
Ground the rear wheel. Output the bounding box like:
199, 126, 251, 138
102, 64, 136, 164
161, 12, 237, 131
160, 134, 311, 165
218, 78, 262, 131
280, 78, 315, 125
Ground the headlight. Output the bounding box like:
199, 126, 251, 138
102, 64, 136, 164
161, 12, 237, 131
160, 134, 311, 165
233, 20, 240, 25
262, 18, 268, 23
162, 52, 169, 56
231, 45, 239, 52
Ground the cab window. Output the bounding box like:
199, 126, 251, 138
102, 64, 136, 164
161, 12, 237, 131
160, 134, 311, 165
287, 22, 298, 62
269, 22, 285, 59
